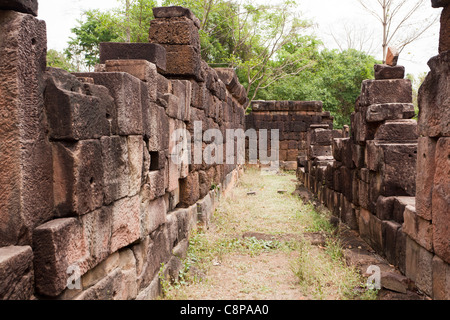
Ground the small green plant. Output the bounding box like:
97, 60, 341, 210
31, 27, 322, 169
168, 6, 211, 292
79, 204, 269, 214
158, 263, 172, 299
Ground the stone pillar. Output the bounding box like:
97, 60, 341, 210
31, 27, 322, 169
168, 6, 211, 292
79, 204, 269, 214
0, 1, 51, 300
0, 3, 53, 247
149, 6, 203, 81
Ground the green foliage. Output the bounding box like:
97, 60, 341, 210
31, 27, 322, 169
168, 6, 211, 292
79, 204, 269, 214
65, 9, 123, 70
47, 49, 76, 72
64, 0, 156, 71
260, 48, 379, 128
406, 72, 427, 120
63, 0, 379, 127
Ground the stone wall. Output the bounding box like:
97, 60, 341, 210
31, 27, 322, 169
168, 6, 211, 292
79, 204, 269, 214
414, 0, 450, 300
0, 3, 246, 300
297, 2, 450, 299
245, 100, 334, 170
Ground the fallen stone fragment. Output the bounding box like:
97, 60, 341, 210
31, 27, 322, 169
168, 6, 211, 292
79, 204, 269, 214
386, 47, 400, 66
247, 191, 256, 196
277, 190, 287, 194
381, 271, 410, 294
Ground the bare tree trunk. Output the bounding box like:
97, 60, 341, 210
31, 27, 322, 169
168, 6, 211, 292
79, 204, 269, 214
382, 0, 387, 63
126, 0, 131, 43
358, 0, 439, 65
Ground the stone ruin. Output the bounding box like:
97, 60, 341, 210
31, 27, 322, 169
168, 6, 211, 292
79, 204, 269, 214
297, 0, 449, 300
0, 0, 448, 300
245, 100, 334, 170
0, 1, 248, 300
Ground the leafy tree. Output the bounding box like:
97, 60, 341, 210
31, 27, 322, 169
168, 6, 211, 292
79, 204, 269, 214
65, 10, 122, 71
47, 49, 76, 72
261, 48, 379, 128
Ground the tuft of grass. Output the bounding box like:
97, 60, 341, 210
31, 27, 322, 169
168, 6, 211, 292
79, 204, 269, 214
292, 201, 378, 300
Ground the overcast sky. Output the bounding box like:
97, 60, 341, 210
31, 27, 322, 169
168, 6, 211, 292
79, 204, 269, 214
37, 0, 442, 76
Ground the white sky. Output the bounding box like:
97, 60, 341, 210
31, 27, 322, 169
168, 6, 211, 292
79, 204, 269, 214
37, 0, 442, 76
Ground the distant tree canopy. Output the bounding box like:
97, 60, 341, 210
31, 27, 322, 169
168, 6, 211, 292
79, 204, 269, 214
47, 49, 76, 72
61, 0, 380, 127
260, 48, 380, 128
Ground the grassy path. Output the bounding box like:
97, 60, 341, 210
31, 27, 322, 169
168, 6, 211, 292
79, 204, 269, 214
160, 168, 377, 300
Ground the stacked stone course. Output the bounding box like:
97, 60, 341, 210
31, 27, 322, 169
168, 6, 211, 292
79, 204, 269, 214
245, 100, 334, 170
0, 4, 246, 300
297, 2, 450, 299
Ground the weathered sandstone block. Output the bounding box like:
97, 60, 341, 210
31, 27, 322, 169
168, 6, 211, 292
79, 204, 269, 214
100, 136, 129, 205
158, 45, 202, 81
360, 79, 412, 107
33, 218, 86, 297
374, 119, 418, 142
374, 64, 405, 80
110, 196, 141, 254
418, 51, 450, 137
99, 42, 166, 71
432, 255, 450, 300
140, 196, 167, 238
127, 135, 144, 197
0, 0, 38, 16
439, 5, 450, 53
45, 69, 109, 140
73, 72, 144, 136
0, 246, 34, 300
179, 171, 200, 207
365, 141, 417, 197
153, 6, 201, 28
365, 103, 414, 122
403, 205, 433, 251
432, 137, 450, 264
0, 10, 52, 246
80, 207, 112, 270
405, 236, 433, 297
149, 17, 200, 48
415, 137, 437, 220
105, 59, 158, 102
53, 140, 104, 216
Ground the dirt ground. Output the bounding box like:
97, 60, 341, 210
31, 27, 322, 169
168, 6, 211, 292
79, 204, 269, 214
162, 168, 377, 301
